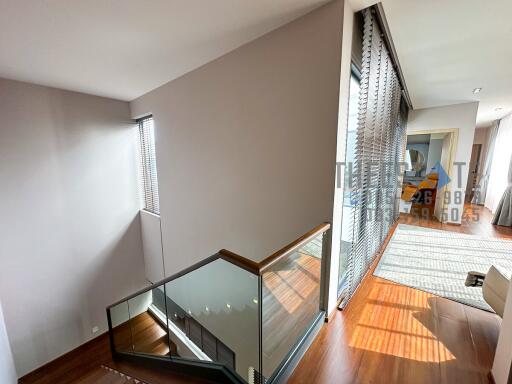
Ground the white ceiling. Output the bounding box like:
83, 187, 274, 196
0, 0, 328, 101
2, 0, 510, 127
381, 0, 512, 127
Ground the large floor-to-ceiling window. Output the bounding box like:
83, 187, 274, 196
337, 7, 410, 306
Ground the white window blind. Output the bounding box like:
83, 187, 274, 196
340, 8, 409, 307
137, 115, 160, 215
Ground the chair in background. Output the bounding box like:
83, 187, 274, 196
466, 265, 510, 317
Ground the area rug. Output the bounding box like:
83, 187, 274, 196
373, 224, 512, 312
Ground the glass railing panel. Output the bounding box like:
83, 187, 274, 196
127, 287, 171, 357
163, 258, 259, 383
261, 232, 325, 379
109, 300, 133, 353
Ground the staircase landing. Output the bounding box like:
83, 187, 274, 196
19, 332, 211, 384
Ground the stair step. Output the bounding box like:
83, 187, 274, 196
100, 365, 148, 383
76, 365, 148, 384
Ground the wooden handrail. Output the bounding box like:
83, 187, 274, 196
219, 222, 331, 275
258, 222, 331, 273
218, 249, 260, 275
107, 222, 331, 307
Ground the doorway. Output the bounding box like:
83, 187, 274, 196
400, 129, 458, 223
465, 143, 482, 203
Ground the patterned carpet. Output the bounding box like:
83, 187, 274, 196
374, 224, 512, 312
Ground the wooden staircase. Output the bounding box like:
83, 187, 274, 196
18, 331, 211, 384
76, 365, 148, 384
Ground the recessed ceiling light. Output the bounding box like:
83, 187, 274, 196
473, 88, 482, 94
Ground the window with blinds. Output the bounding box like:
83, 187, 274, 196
340, 7, 409, 307
137, 115, 160, 215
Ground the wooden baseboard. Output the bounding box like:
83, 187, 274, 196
19, 332, 111, 384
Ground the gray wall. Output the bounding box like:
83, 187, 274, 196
0, 300, 16, 384
0, 78, 146, 377
130, 0, 344, 274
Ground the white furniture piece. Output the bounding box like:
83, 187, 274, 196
466, 266, 510, 317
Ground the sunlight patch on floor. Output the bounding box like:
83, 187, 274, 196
348, 281, 456, 363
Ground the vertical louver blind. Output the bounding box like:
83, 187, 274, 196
342, 8, 409, 306
137, 115, 160, 215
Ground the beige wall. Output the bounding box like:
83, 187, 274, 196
407, 102, 479, 224
0, 78, 146, 377
130, 1, 345, 274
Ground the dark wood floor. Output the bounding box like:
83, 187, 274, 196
288, 205, 510, 384
20, 312, 203, 384
401, 204, 512, 239
75, 365, 149, 384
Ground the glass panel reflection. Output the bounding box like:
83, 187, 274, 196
110, 301, 133, 353
261, 233, 324, 379
127, 288, 170, 357
164, 259, 259, 383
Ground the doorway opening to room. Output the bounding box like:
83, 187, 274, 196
466, 143, 483, 203
400, 129, 457, 223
